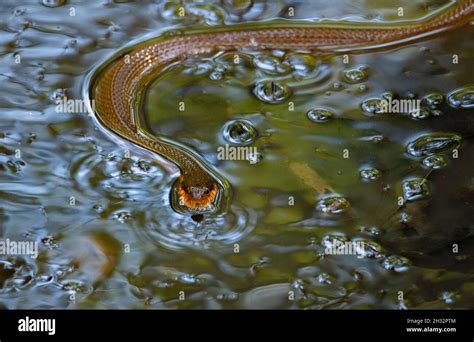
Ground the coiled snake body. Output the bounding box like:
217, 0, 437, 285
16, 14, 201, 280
89, 0, 473, 213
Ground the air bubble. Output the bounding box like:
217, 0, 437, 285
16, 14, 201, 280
422, 93, 444, 108
360, 167, 380, 181
447, 86, 474, 108
284, 53, 319, 78
50, 88, 67, 104
307, 108, 333, 123
41, 0, 67, 7
317, 273, 332, 284
440, 291, 456, 304
253, 53, 291, 75
253, 81, 291, 104
41, 236, 59, 250
115, 211, 132, 223
406, 133, 461, 157
222, 119, 257, 145
402, 178, 429, 201
343, 66, 367, 84
61, 280, 92, 294
422, 155, 446, 169
409, 108, 431, 120
382, 255, 410, 272
321, 233, 349, 249
360, 226, 381, 236
354, 239, 384, 258
316, 195, 350, 214
361, 98, 386, 114
14, 7, 26, 16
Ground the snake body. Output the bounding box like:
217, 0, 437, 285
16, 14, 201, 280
90, 0, 473, 213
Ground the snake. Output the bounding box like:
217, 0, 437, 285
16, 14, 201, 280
88, 0, 473, 214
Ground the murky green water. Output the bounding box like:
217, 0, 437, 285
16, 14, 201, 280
0, 0, 473, 309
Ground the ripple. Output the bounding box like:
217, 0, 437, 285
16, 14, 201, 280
284, 52, 320, 78
253, 80, 291, 104
253, 53, 292, 76
159, 2, 226, 25
134, 203, 257, 250
70, 149, 166, 201
0, 257, 36, 292
222, 0, 266, 22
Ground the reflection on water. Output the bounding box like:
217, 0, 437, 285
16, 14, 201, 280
0, 0, 473, 309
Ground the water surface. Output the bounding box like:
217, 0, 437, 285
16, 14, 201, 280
0, 0, 473, 309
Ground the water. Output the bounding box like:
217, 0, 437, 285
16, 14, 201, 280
0, 0, 473, 309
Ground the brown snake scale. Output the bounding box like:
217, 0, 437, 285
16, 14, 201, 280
89, 0, 474, 212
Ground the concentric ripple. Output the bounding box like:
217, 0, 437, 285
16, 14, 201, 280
70, 147, 166, 202
134, 201, 258, 250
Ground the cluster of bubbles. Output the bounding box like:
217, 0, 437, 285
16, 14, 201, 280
356, 86, 468, 208
0, 254, 93, 304
70, 146, 166, 206
302, 65, 370, 123
251, 53, 321, 105
361, 85, 474, 119
319, 233, 410, 272
158, 0, 266, 25
400, 132, 461, 201
407, 132, 460, 172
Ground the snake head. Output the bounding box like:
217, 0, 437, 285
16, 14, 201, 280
177, 175, 218, 211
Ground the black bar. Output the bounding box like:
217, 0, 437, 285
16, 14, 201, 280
0, 310, 472, 341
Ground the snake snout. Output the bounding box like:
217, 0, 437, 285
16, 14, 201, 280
189, 186, 207, 200
177, 176, 219, 210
